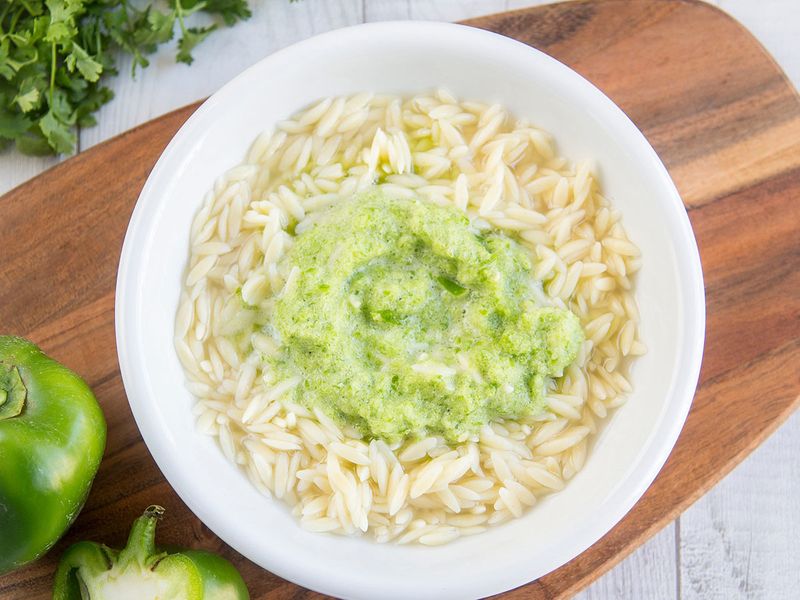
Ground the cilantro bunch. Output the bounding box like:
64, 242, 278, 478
0, 0, 251, 155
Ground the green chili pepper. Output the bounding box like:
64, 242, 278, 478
53, 505, 250, 599
0, 336, 106, 574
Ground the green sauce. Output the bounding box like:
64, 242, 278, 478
268, 191, 583, 443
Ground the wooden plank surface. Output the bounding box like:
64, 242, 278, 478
0, 1, 798, 598
578, 523, 678, 600
679, 409, 800, 599
676, 3, 800, 597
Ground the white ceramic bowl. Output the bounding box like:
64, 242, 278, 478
116, 21, 704, 600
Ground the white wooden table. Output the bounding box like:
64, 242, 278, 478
1, 1, 797, 597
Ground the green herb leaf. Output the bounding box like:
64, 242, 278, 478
202, 0, 252, 26
0, 110, 32, 140
66, 43, 102, 82
15, 128, 55, 156
14, 84, 41, 112
437, 276, 468, 296
1, 0, 260, 155
376, 310, 401, 325
39, 109, 76, 154
44, 0, 80, 43
0, 40, 18, 80
176, 25, 216, 65
144, 10, 177, 46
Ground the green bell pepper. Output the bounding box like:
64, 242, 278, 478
53, 505, 250, 599
0, 336, 107, 574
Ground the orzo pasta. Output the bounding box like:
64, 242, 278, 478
175, 90, 645, 545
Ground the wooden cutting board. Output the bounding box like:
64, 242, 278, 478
2, 0, 798, 597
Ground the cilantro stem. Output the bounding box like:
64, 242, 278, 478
50, 42, 56, 107
9, 7, 25, 32
0, 3, 12, 27
175, 0, 188, 37
19, 0, 37, 15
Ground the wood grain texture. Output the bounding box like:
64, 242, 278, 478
1, 1, 798, 598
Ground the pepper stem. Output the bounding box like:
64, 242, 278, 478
0, 362, 26, 421
117, 505, 165, 571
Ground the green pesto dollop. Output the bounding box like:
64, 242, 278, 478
269, 191, 583, 443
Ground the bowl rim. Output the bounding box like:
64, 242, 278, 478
116, 20, 705, 599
